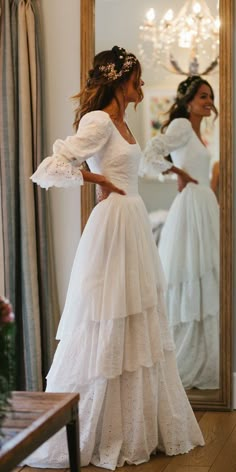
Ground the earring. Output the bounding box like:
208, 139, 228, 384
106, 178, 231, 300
187, 104, 191, 113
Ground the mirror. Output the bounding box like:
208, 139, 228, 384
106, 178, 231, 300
80, 0, 233, 410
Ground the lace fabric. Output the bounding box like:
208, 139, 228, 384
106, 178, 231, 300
25, 355, 204, 470
30, 155, 84, 189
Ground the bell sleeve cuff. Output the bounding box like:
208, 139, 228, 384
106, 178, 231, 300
139, 118, 192, 179
30, 111, 113, 189
30, 155, 84, 190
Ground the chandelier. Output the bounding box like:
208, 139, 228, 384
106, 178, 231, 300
138, 0, 220, 76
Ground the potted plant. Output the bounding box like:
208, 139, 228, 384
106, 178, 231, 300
0, 296, 16, 444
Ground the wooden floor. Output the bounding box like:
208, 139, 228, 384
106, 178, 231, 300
15, 410, 236, 472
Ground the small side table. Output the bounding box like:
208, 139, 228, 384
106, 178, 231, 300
0, 391, 80, 472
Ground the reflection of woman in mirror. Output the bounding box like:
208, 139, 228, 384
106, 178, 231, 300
211, 160, 220, 203
24, 48, 204, 469
141, 76, 219, 391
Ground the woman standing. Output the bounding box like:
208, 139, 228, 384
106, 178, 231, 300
25, 49, 204, 470
141, 75, 219, 390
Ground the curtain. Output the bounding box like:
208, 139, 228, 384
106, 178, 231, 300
0, 0, 60, 390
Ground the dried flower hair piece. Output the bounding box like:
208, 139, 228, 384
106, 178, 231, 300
99, 55, 137, 81
177, 75, 202, 99
112, 46, 126, 70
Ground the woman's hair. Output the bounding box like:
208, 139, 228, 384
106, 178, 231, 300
72, 46, 143, 130
161, 75, 218, 132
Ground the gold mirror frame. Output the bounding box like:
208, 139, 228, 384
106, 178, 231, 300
80, 0, 233, 410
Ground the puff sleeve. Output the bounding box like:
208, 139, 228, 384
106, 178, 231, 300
139, 118, 192, 178
30, 111, 113, 189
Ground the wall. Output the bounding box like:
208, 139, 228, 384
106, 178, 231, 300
40, 0, 81, 310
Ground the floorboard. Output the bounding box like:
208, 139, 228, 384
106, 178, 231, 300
13, 411, 236, 472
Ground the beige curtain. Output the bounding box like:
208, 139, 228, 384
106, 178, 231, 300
0, 0, 60, 390
0, 182, 4, 295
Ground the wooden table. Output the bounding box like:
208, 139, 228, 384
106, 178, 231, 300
0, 391, 80, 472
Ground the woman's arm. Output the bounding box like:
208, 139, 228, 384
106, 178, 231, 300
163, 165, 198, 192
81, 169, 126, 196
210, 161, 219, 193
170, 165, 198, 184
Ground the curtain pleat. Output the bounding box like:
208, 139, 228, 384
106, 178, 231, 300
18, 0, 43, 389
0, 0, 60, 390
0, 0, 17, 306
0, 3, 6, 296
0, 186, 4, 295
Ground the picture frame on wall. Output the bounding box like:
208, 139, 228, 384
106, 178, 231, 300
143, 87, 175, 142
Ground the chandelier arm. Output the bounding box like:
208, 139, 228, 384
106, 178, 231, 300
199, 57, 219, 76
168, 56, 188, 75
168, 55, 219, 76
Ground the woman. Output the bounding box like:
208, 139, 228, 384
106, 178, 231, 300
25, 48, 204, 470
141, 75, 219, 390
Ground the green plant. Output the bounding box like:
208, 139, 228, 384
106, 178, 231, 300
0, 296, 16, 440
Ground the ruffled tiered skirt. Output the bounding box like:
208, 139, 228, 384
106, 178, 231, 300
25, 193, 204, 470
159, 183, 219, 390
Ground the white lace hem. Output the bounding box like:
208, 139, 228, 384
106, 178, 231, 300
30, 155, 84, 189
24, 355, 205, 470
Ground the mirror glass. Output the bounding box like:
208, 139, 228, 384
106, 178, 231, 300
95, 0, 220, 400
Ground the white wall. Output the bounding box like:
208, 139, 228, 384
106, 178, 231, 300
41, 0, 81, 310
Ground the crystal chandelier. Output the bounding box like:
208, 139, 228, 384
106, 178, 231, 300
138, 0, 220, 76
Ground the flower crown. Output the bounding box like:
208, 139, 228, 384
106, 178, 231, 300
177, 75, 202, 99
98, 46, 137, 81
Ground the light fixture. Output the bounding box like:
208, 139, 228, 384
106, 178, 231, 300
138, 0, 220, 75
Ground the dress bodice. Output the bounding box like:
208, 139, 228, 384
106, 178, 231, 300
167, 120, 211, 186
141, 118, 211, 187
86, 115, 142, 196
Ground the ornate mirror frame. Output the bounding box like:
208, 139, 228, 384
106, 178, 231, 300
80, 0, 233, 410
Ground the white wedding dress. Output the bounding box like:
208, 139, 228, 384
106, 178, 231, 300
142, 118, 219, 390
25, 111, 204, 470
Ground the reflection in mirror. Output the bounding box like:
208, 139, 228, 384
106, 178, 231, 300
95, 0, 220, 398
141, 76, 220, 392
81, 0, 233, 409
